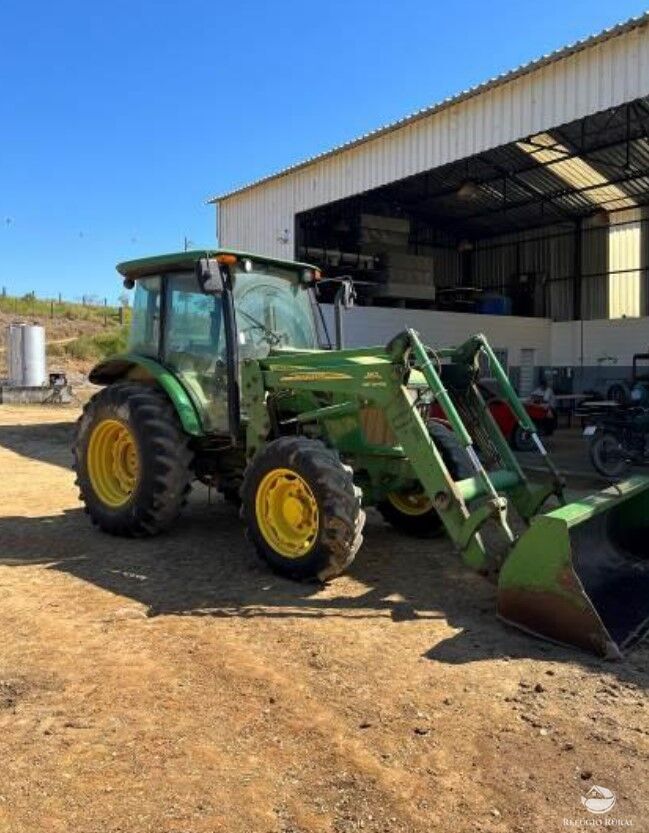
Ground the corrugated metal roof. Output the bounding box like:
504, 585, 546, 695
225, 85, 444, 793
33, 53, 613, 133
314, 102, 649, 238
290, 96, 649, 249
209, 11, 649, 204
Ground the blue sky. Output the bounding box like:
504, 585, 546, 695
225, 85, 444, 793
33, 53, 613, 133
1, 0, 647, 302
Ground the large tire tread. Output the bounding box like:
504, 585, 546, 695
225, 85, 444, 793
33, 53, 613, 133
241, 436, 364, 581
73, 382, 193, 537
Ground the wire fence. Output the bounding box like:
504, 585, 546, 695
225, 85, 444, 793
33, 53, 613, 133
0, 290, 127, 326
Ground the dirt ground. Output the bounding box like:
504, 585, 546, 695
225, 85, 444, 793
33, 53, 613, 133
0, 404, 647, 833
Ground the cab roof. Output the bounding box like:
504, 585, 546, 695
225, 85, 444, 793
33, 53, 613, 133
116, 249, 318, 280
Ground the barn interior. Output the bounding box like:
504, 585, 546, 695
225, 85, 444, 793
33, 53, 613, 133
296, 96, 649, 321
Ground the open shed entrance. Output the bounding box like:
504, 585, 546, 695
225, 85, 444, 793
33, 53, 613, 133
296, 97, 649, 320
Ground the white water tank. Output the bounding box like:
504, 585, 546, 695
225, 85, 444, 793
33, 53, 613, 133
5, 323, 47, 386
7, 323, 23, 385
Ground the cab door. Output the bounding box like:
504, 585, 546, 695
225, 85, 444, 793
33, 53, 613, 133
162, 271, 229, 433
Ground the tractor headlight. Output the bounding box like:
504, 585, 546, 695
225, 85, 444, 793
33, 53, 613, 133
300, 268, 320, 285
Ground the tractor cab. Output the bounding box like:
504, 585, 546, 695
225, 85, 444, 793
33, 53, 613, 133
108, 250, 323, 435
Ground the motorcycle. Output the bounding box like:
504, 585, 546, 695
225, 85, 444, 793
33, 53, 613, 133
586, 382, 649, 478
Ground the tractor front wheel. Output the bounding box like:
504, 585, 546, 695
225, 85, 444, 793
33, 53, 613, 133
241, 436, 365, 581
74, 383, 193, 536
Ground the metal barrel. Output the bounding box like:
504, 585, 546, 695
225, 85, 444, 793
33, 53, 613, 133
497, 475, 649, 658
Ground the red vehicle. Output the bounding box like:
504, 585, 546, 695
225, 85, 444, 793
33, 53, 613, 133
430, 384, 557, 451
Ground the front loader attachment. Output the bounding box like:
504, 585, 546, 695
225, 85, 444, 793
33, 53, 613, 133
498, 476, 649, 658
256, 327, 649, 658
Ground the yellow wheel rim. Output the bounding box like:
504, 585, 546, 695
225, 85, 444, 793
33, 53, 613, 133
87, 418, 140, 508
255, 467, 319, 558
387, 490, 434, 516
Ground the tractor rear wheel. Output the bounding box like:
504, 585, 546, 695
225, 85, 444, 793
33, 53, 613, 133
241, 436, 365, 581
73, 382, 193, 536
378, 421, 472, 537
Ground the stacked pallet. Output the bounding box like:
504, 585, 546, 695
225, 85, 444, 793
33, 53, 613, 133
358, 214, 410, 253
373, 251, 436, 301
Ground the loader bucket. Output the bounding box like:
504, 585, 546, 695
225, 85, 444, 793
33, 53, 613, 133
497, 476, 649, 658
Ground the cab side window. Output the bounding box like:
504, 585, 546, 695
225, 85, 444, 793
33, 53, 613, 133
165, 274, 223, 362
163, 272, 228, 433
128, 277, 161, 357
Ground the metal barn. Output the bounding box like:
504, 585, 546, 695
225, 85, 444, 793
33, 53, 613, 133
211, 13, 649, 392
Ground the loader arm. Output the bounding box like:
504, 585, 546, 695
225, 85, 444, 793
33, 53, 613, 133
242, 330, 559, 572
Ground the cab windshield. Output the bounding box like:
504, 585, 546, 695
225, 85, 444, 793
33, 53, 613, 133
231, 262, 319, 360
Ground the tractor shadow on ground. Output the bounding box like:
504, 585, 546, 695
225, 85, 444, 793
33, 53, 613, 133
2, 491, 648, 689
0, 420, 75, 470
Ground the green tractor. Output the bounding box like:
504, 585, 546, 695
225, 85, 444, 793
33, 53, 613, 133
74, 250, 649, 658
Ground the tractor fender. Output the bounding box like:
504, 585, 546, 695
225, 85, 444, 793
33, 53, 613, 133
89, 354, 203, 436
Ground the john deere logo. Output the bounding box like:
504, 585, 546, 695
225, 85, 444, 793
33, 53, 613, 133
279, 371, 352, 382
581, 785, 616, 814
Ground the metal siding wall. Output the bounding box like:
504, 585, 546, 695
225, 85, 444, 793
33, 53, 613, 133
643, 207, 649, 314
545, 232, 575, 321
608, 208, 642, 317
471, 223, 626, 323
473, 237, 517, 292
431, 248, 461, 288
472, 225, 575, 319
581, 221, 608, 320
219, 189, 294, 259
218, 24, 649, 259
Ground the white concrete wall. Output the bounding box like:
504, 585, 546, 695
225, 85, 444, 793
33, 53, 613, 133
551, 316, 649, 366
321, 305, 552, 366
321, 306, 649, 374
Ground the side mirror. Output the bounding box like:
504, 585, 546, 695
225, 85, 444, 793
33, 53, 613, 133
333, 278, 356, 349
341, 278, 356, 310
196, 258, 225, 294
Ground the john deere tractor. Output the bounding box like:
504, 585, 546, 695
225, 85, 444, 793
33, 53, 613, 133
74, 250, 649, 658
